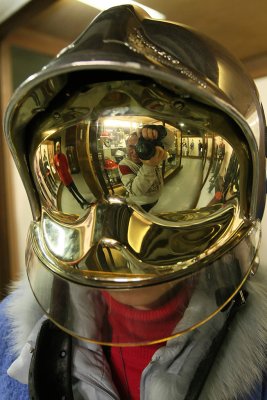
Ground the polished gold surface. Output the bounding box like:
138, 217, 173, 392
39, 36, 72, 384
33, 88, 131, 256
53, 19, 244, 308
23, 78, 253, 287
4, 5, 265, 343
26, 221, 261, 344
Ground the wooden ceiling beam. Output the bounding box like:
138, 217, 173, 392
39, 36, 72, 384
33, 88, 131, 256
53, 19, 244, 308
242, 53, 267, 79
0, 0, 59, 39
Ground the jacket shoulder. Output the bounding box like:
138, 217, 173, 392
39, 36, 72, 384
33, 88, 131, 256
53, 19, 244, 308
201, 267, 267, 400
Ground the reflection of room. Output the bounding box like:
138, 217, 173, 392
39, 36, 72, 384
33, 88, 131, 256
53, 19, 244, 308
35, 131, 92, 216
34, 143, 58, 207
97, 117, 182, 195
34, 120, 239, 223
153, 134, 239, 215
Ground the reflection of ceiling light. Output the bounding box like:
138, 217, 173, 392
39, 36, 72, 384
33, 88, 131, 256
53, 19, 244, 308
104, 119, 138, 129
77, 0, 165, 19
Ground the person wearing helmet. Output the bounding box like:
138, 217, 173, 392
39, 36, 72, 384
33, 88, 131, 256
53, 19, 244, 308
0, 4, 267, 400
118, 125, 174, 212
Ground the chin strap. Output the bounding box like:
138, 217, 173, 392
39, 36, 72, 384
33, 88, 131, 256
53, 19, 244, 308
28, 319, 74, 400
184, 289, 248, 400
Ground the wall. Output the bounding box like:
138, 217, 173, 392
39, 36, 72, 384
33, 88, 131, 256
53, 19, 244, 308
0, 29, 66, 283
4, 46, 51, 277
255, 77, 267, 265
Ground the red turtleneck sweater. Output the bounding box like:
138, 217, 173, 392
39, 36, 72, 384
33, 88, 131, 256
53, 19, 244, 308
102, 287, 189, 399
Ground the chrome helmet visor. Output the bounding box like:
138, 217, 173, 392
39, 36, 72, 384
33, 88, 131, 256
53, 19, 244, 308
30, 76, 250, 222
24, 75, 260, 344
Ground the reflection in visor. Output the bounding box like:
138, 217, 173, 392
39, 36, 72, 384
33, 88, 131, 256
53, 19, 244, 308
32, 79, 246, 221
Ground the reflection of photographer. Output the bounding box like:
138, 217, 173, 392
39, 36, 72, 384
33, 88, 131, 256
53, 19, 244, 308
118, 125, 174, 211
135, 125, 167, 161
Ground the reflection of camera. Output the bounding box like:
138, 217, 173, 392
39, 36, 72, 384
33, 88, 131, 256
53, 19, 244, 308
135, 125, 167, 160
